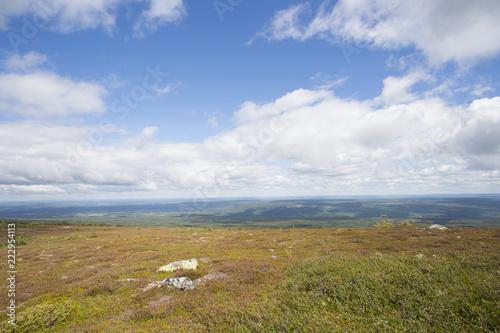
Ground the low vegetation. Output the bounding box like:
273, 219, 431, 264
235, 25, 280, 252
0, 223, 499, 332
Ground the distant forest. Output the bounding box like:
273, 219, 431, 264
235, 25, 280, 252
1, 197, 499, 229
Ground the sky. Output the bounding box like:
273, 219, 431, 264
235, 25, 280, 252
0, 0, 499, 202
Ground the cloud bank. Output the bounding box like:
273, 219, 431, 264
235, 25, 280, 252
1, 82, 499, 197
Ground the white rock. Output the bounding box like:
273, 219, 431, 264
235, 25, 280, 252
428, 224, 447, 230
157, 258, 198, 272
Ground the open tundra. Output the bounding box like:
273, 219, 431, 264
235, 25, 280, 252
0, 223, 499, 332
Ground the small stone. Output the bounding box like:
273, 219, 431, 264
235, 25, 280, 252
271, 255, 278, 259
194, 272, 229, 285
118, 278, 140, 282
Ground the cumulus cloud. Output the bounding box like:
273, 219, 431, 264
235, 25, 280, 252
0, 53, 107, 119
0, 69, 107, 118
0, 0, 186, 36
252, 0, 500, 65
451, 97, 500, 170
3, 83, 499, 198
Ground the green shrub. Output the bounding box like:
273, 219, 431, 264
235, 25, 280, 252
0, 300, 75, 332
263, 253, 500, 332
373, 214, 394, 228
16, 236, 27, 246
399, 219, 414, 227
0, 236, 27, 247
201, 253, 500, 332
66, 233, 79, 240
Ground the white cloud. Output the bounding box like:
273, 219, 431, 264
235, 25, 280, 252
3, 52, 47, 72
204, 87, 499, 194
0, 0, 186, 36
253, 0, 500, 65
470, 84, 495, 97
0, 70, 107, 118
309, 72, 348, 90
247, 3, 310, 45
51, 0, 120, 34
0, 0, 122, 33
452, 97, 500, 170
376, 70, 434, 105
133, 0, 186, 38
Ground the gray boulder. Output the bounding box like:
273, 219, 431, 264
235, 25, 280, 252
142, 277, 196, 291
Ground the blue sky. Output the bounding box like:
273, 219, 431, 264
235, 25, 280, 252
0, 0, 500, 201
